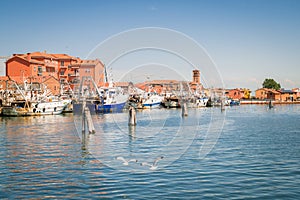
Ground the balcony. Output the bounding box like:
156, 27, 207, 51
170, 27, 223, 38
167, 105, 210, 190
68, 73, 79, 77
71, 65, 80, 69
59, 72, 67, 77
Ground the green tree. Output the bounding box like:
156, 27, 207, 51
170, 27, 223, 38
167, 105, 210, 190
262, 78, 281, 90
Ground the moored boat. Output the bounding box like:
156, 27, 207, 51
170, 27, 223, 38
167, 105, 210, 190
1, 99, 67, 116
141, 92, 163, 109
162, 96, 180, 108
94, 86, 128, 113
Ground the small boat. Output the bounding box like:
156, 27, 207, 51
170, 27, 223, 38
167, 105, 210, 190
141, 92, 163, 109
162, 92, 180, 108
195, 97, 209, 107
230, 99, 240, 106
162, 96, 180, 108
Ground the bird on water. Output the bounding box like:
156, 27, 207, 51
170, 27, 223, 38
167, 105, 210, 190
140, 156, 164, 170
116, 156, 138, 166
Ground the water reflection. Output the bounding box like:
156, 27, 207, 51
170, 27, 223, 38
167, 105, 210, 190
1, 106, 300, 199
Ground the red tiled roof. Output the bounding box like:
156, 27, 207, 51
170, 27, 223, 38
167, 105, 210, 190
0, 76, 9, 81
256, 88, 281, 94
30, 52, 54, 59
51, 54, 77, 60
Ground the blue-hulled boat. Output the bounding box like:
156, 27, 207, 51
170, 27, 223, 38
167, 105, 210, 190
93, 86, 128, 113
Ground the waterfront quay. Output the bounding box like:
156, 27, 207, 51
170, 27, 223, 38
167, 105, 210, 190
240, 99, 300, 105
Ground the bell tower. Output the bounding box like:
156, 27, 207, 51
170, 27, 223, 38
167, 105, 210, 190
193, 70, 200, 84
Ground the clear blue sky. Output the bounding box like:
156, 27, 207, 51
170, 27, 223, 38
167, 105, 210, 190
1, 0, 299, 91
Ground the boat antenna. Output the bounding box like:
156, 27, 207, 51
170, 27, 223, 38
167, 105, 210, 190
104, 64, 108, 83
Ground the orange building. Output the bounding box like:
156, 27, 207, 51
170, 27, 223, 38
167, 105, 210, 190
226, 88, 251, 100
6, 52, 80, 81
78, 59, 105, 88
292, 88, 300, 100
135, 80, 180, 94
255, 88, 296, 101
42, 76, 61, 96
5, 52, 105, 94
279, 89, 297, 101
255, 88, 281, 100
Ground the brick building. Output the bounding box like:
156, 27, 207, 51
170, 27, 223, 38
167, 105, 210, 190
5, 52, 104, 94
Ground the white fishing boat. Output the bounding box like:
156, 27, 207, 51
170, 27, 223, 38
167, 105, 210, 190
1, 99, 67, 116
162, 93, 180, 108
141, 92, 163, 109
0, 80, 69, 116
195, 97, 209, 107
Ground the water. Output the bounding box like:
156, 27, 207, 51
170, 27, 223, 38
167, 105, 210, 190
0, 105, 299, 199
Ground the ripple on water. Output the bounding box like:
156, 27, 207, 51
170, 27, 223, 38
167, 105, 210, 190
0, 106, 300, 199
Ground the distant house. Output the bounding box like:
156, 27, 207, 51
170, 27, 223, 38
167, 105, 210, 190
255, 88, 297, 101
135, 80, 180, 94
226, 88, 251, 100
292, 88, 300, 100
279, 89, 297, 101
255, 88, 281, 100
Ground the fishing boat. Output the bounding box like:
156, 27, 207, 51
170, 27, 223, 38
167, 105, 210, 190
162, 94, 180, 108
1, 99, 67, 116
141, 92, 163, 109
0, 80, 70, 116
93, 85, 128, 113
73, 77, 128, 114
195, 97, 210, 107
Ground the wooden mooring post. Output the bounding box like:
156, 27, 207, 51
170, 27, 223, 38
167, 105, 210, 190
128, 106, 136, 126
181, 101, 188, 117
85, 107, 95, 134
221, 99, 225, 112
82, 100, 95, 144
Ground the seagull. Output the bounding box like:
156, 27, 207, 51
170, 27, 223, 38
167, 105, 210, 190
116, 156, 138, 166
140, 156, 164, 170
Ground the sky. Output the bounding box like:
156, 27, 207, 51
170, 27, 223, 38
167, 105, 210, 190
0, 0, 299, 91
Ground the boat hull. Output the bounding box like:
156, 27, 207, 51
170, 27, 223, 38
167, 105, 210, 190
73, 101, 126, 114
1, 106, 64, 116
95, 102, 126, 113
142, 101, 161, 109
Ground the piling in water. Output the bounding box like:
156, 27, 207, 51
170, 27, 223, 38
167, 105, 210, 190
128, 106, 136, 126
268, 100, 274, 109
85, 107, 95, 134
81, 100, 95, 145
182, 102, 188, 117
221, 100, 225, 112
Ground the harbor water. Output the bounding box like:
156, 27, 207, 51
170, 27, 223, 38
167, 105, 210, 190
0, 105, 299, 199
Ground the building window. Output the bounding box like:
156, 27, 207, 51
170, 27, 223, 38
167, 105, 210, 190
61, 61, 64, 66
38, 66, 43, 76
34, 66, 36, 72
